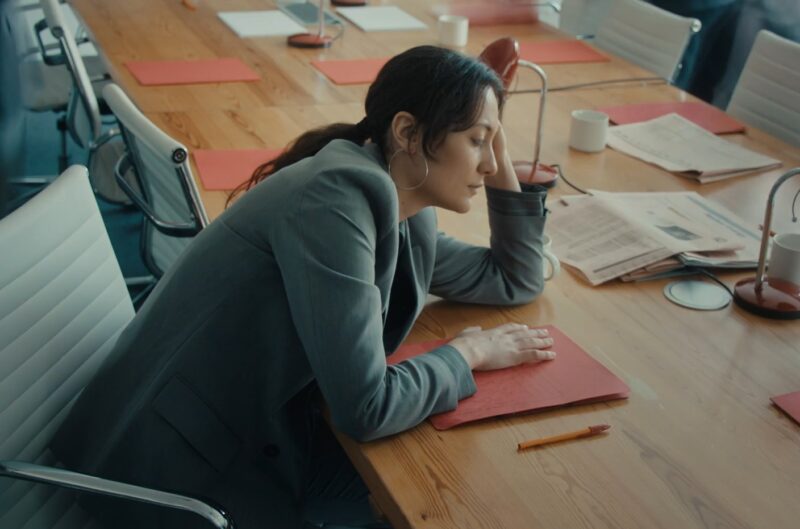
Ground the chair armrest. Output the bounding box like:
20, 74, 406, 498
114, 152, 201, 238
0, 460, 234, 529
33, 19, 65, 66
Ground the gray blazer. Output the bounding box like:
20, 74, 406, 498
52, 140, 548, 528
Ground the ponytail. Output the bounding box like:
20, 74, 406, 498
227, 46, 503, 206
227, 119, 372, 205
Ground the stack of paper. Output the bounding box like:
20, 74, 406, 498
388, 325, 629, 430
218, 11, 307, 37
607, 113, 780, 183
547, 191, 762, 285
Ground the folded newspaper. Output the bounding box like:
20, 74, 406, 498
547, 191, 761, 285
606, 113, 781, 183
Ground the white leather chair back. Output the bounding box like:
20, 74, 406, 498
727, 30, 800, 148
103, 83, 208, 276
39, 0, 101, 148
558, 0, 612, 39
0, 166, 134, 528
593, 0, 701, 82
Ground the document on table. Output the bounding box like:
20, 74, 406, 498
606, 113, 781, 183
335, 6, 427, 31
218, 10, 307, 37
548, 191, 758, 285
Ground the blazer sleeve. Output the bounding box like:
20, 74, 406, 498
430, 184, 548, 305
271, 170, 475, 442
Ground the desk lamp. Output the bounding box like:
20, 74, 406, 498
733, 167, 800, 319
479, 37, 558, 187
288, 0, 333, 48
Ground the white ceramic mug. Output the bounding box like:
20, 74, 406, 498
542, 234, 561, 281
437, 15, 469, 48
568, 109, 609, 153
768, 232, 800, 286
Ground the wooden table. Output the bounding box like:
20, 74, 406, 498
71, 1, 800, 528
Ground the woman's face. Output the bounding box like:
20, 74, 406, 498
423, 88, 501, 213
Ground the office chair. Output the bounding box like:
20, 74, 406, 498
557, 0, 612, 39
592, 0, 700, 83
0, 165, 233, 529
10, 0, 109, 176
38, 0, 138, 204
727, 30, 800, 148
103, 83, 209, 279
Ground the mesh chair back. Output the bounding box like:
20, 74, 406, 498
558, 0, 612, 39
102, 83, 208, 276
0, 166, 134, 529
727, 30, 800, 148
593, 0, 700, 82
40, 0, 100, 148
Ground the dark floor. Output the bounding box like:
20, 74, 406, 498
8, 109, 150, 281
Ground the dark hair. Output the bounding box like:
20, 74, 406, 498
228, 45, 505, 203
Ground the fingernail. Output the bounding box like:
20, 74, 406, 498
545, 351, 556, 359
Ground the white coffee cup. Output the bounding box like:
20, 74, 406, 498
569, 109, 609, 153
768, 232, 800, 286
437, 15, 469, 48
542, 234, 561, 281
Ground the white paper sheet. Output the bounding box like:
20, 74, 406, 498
606, 113, 780, 182
548, 191, 758, 285
218, 10, 307, 38
336, 6, 427, 31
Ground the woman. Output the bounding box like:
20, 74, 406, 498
52, 46, 555, 529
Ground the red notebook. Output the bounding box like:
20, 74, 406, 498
519, 40, 609, 65
125, 58, 260, 86
193, 149, 282, 191
388, 325, 629, 430
772, 391, 800, 426
599, 102, 746, 135
311, 58, 389, 85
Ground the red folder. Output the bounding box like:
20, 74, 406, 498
125, 58, 260, 86
388, 325, 629, 430
311, 58, 389, 85
193, 149, 282, 191
772, 390, 800, 426
519, 40, 609, 65
432, 2, 539, 26
599, 102, 746, 134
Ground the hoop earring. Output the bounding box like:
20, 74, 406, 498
387, 150, 430, 191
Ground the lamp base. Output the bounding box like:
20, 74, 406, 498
287, 33, 333, 49
733, 276, 800, 320
331, 0, 367, 5
514, 161, 558, 188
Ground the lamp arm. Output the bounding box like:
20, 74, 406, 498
518, 60, 548, 174
317, 0, 326, 37
755, 167, 800, 289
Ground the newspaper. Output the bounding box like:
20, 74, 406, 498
548, 191, 761, 285
606, 113, 781, 183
